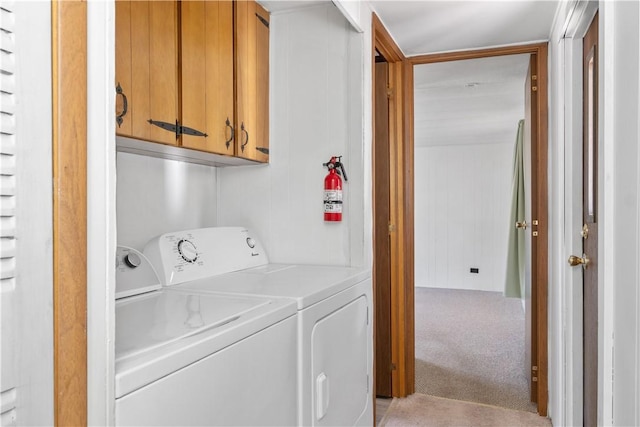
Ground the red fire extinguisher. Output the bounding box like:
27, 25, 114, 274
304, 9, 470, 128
323, 156, 348, 222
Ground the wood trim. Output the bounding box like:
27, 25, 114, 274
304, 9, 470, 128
372, 13, 404, 62
52, 1, 88, 424
409, 42, 548, 64
402, 59, 415, 395
528, 53, 539, 404
536, 43, 549, 417
408, 42, 549, 416
372, 13, 414, 398
387, 59, 403, 396
385, 58, 398, 394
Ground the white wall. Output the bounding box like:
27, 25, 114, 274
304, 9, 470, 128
414, 142, 513, 292
547, 1, 640, 425
601, 2, 640, 425
116, 151, 218, 250
217, 4, 366, 267
547, 3, 572, 424
87, 1, 117, 424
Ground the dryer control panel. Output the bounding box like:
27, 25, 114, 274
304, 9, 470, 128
115, 246, 161, 299
143, 227, 269, 286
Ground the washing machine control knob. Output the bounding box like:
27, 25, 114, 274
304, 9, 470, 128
246, 237, 256, 249
124, 252, 141, 268
178, 239, 198, 263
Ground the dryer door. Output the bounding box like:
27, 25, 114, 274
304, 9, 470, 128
311, 295, 369, 426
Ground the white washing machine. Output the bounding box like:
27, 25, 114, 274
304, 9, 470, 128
114, 246, 297, 426
144, 227, 373, 426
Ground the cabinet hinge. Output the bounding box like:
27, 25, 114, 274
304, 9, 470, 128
147, 119, 207, 139
181, 124, 208, 138
256, 13, 269, 28
386, 87, 393, 99
148, 119, 180, 139
388, 223, 396, 234
391, 363, 397, 371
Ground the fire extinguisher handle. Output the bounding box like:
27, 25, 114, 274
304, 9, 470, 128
338, 162, 348, 182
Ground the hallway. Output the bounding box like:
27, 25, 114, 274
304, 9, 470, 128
414, 288, 535, 412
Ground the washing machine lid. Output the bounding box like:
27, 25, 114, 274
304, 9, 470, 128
174, 264, 371, 310
115, 288, 296, 398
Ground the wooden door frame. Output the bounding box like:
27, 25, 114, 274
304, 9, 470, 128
372, 13, 415, 398
372, 18, 550, 412
401, 43, 549, 415
52, 0, 88, 424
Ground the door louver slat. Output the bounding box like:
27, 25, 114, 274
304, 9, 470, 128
0, 1, 18, 424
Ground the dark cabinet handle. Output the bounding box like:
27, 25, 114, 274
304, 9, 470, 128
240, 122, 249, 152
225, 117, 235, 149
115, 83, 128, 128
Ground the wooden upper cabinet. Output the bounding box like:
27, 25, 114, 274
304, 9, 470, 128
181, 1, 235, 155
115, 1, 132, 135
235, 1, 270, 162
115, 0, 269, 163
115, 1, 179, 146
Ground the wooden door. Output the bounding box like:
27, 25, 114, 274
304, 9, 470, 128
235, 0, 270, 162
181, 1, 234, 154
117, 1, 179, 146
581, 12, 599, 427
523, 54, 539, 403
374, 59, 393, 397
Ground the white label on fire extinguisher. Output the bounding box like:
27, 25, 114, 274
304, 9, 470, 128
324, 190, 343, 213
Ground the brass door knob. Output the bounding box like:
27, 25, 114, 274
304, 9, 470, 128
568, 254, 590, 268
515, 221, 528, 230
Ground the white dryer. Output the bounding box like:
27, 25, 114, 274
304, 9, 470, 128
114, 246, 297, 426
144, 227, 373, 426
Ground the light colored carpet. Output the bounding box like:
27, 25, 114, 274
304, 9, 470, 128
415, 288, 537, 413
380, 393, 551, 427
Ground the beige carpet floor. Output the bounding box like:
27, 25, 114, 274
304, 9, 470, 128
380, 393, 551, 427
415, 288, 536, 412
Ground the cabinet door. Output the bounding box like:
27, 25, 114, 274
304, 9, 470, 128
181, 1, 234, 154
115, 0, 132, 135
235, 1, 270, 163
118, 1, 178, 146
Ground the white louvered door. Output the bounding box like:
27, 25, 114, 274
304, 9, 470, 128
0, 1, 53, 425
0, 1, 17, 422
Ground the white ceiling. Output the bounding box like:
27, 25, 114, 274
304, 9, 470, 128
370, 1, 559, 149
369, 1, 560, 57
413, 54, 530, 147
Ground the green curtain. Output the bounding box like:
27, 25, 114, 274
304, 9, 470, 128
504, 119, 525, 298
